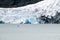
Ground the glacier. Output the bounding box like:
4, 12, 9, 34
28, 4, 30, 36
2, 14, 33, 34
0, 0, 60, 24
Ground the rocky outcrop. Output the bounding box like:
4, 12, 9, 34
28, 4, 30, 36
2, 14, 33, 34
0, 0, 43, 8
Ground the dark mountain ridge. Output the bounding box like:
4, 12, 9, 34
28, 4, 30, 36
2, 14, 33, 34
0, 0, 43, 8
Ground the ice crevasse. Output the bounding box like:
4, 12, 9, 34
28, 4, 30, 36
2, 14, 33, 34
0, 0, 60, 24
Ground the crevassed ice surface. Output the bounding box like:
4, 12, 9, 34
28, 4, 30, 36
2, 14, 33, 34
0, 0, 60, 24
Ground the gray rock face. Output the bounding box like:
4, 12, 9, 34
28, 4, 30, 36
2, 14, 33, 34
0, 0, 43, 8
